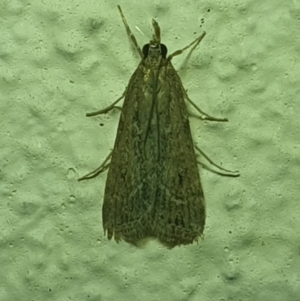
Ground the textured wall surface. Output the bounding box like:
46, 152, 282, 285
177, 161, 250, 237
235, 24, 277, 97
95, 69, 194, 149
1, 0, 299, 300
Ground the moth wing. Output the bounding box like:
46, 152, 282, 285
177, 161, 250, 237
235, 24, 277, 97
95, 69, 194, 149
151, 63, 205, 248
102, 65, 157, 245
103, 62, 205, 248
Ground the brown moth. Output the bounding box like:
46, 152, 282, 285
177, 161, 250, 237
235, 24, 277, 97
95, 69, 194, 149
79, 6, 239, 248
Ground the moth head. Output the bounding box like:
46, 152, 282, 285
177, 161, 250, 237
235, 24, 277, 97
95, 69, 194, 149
142, 43, 168, 59
141, 18, 168, 59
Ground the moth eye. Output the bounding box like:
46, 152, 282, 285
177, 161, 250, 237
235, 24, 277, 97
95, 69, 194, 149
160, 44, 168, 58
142, 44, 150, 58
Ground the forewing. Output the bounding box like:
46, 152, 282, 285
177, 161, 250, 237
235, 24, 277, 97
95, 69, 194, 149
152, 62, 205, 248
102, 63, 158, 245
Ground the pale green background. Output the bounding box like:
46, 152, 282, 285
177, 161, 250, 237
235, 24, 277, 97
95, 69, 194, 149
1, 0, 299, 300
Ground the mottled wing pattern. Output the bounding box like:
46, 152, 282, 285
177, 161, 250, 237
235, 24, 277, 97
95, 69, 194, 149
102, 63, 159, 245
152, 62, 205, 248
102, 59, 205, 248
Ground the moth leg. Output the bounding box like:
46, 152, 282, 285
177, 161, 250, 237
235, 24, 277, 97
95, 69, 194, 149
78, 151, 112, 181
185, 91, 228, 122
85, 90, 126, 117
195, 145, 240, 177
117, 5, 143, 59
167, 32, 206, 61
166, 30, 227, 122
197, 161, 240, 178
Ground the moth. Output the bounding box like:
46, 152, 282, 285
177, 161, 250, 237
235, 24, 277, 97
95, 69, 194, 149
79, 6, 239, 248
